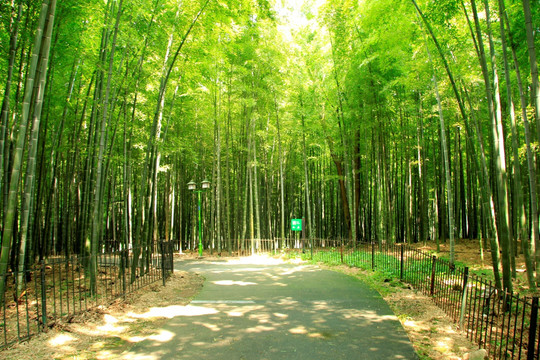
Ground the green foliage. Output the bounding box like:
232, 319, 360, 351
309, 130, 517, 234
1, 0, 539, 297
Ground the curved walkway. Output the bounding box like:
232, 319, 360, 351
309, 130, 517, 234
123, 257, 418, 359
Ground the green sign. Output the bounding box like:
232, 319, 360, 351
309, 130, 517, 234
291, 219, 302, 231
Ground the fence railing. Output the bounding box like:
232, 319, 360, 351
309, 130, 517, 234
0, 240, 174, 349
237, 238, 539, 360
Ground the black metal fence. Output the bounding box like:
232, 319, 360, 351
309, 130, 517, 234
238, 238, 539, 360
0, 240, 174, 349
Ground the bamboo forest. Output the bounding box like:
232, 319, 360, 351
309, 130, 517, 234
1, 0, 540, 314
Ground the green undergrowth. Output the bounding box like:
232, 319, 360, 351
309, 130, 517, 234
286, 249, 536, 301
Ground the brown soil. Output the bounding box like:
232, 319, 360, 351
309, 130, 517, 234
410, 239, 532, 293
1, 244, 491, 360
0, 270, 204, 360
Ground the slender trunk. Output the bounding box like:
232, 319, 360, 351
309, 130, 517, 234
215, 76, 221, 253
252, 113, 261, 242
460, 0, 503, 290
300, 97, 313, 245
90, 0, 123, 293
521, 0, 540, 143
249, 166, 255, 254
417, 92, 428, 243
274, 94, 285, 245
505, 5, 540, 286
16, 0, 57, 295
122, 107, 132, 278
0, 1, 23, 214
330, 35, 355, 242
327, 136, 352, 238
264, 116, 273, 240
414, 4, 455, 264
471, 0, 512, 292
0, 0, 50, 302
225, 67, 232, 254
376, 130, 385, 246
433, 77, 454, 264
498, 0, 526, 281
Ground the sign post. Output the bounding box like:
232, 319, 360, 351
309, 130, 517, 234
291, 219, 302, 252
291, 219, 302, 232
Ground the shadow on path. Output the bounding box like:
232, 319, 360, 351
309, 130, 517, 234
121, 257, 418, 359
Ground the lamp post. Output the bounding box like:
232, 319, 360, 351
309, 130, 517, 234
188, 179, 211, 257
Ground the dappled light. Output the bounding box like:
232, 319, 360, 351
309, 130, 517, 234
3, 257, 422, 359
339, 309, 399, 323
49, 333, 76, 347
97, 314, 127, 333
396, 298, 473, 358
193, 321, 221, 332
225, 255, 290, 266
121, 353, 160, 360
114, 259, 418, 359
222, 304, 265, 317
213, 280, 257, 286
276, 298, 299, 306
2, 0, 539, 357
146, 329, 175, 342
245, 325, 277, 333
273, 312, 288, 319
279, 265, 314, 276
289, 325, 308, 335
129, 305, 219, 319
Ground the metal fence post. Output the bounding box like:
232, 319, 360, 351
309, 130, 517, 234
527, 297, 539, 360
122, 249, 127, 298
430, 255, 437, 296
161, 239, 166, 286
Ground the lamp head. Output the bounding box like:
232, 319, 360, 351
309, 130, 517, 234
201, 179, 211, 189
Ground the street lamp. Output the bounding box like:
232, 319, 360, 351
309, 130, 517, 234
188, 179, 211, 257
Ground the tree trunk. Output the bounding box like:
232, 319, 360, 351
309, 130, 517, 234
414, 3, 455, 264
301, 97, 313, 247
252, 111, 261, 243
505, 4, 540, 287
521, 0, 540, 144
16, 0, 57, 295
274, 94, 285, 245
0, 1, 23, 215
417, 92, 428, 244
473, 0, 512, 292
214, 60, 222, 254
90, 0, 123, 293
0, 0, 51, 302
498, 0, 525, 281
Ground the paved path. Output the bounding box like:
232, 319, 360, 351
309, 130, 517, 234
123, 257, 417, 359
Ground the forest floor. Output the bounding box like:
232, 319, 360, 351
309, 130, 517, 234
410, 239, 532, 294
0, 242, 497, 360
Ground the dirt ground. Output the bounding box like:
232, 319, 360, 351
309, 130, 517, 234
0, 246, 486, 360
410, 239, 533, 294
0, 269, 204, 360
